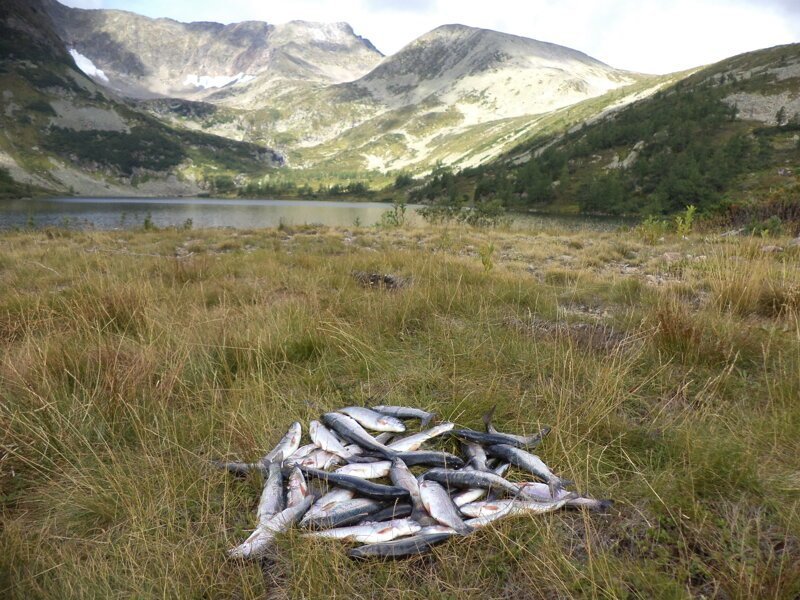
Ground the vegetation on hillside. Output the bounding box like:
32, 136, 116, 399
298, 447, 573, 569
411, 45, 800, 220
1, 223, 798, 598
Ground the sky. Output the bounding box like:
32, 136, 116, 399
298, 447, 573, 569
60, 0, 799, 74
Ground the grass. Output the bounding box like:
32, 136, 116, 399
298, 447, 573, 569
1, 224, 799, 598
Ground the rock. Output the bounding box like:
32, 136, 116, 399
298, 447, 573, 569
789, 237, 800, 248
662, 252, 682, 263
761, 245, 784, 254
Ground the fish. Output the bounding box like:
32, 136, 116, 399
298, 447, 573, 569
300, 498, 385, 530
306, 519, 421, 544
304, 489, 356, 521
450, 428, 547, 451
288, 444, 318, 462
394, 450, 465, 469
298, 466, 411, 501
518, 482, 614, 512
309, 420, 354, 459
372, 405, 437, 427
296, 449, 343, 470
418, 525, 457, 535
368, 503, 414, 523
483, 406, 552, 446
486, 445, 573, 497
451, 461, 509, 506
387, 423, 455, 452
256, 459, 285, 524
459, 496, 574, 519
422, 468, 523, 498
286, 466, 310, 508
322, 413, 397, 457
461, 442, 489, 471
419, 480, 472, 535
335, 461, 393, 480
339, 407, 406, 433
229, 495, 313, 560
212, 460, 260, 476
260, 422, 302, 467
389, 458, 427, 520
348, 532, 456, 559
452, 487, 487, 507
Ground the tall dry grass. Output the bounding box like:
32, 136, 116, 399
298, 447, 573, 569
0, 225, 798, 598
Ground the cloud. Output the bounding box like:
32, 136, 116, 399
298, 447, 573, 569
364, 0, 437, 12
61, 0, 105, 7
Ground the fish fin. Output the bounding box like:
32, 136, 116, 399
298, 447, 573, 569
596, 499, 615, 512
481, 405, 498, 433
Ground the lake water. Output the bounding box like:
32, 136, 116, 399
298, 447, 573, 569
0, 197, 631, 232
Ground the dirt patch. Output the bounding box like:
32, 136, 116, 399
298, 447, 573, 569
506, 315, 631, 352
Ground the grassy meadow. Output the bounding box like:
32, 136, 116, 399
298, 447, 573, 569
0, 222, 799, 598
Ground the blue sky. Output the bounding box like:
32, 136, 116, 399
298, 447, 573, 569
61, 0, 799, 74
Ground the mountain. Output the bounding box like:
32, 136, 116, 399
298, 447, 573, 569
38, 2, 650, 174
0, 0, 282, 198
222, 24, 653, 174
412, 43, 800, 219
41, 0, 383, 105
355, 25, 634, 118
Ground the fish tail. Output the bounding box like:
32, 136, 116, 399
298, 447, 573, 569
547, 477, 575, 497
481, 405, 498, 432
421, 413, 437, 428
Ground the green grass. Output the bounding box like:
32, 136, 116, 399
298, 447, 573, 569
1, 224, 798, 598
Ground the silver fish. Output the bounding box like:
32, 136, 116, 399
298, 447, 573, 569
335, 461, 393, 479
460, 496, 573, 519
452, 461, 508, 507
256, 460, 285, 524
339, 407, 406, 433
348, 532, 455, 559
212, 460, 259, 476
300, 498, 384, 530
322, 413, 396, 457
372, 405, 437, 427
304, 489, 356, 521
423, 468, 523, 498
389, 458, 427, 520
287, 466, 310, 508
306, 518, 421, 543
419, 480, 472, 535
388, 423, 455, 452
288, 444, 318, 462
461, 442, 489, 471
260, 422, 302, 467
299, 466, 410, 501
518, 482, 614, 512
229, 495, 313, 560
487, 445, 573, 497
310, 420, 353, 459
297, 449, 342, 470
483, 405, 552, 446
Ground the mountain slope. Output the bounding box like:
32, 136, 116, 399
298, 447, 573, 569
0, 0, 281, 198
42, 0, 383, 105
412, 43, 800, 218
356, 25, 634, 119
229, 24, 650, 173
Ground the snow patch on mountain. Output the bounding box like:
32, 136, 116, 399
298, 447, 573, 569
183, 73, 255, 90
69, 49, 108, 83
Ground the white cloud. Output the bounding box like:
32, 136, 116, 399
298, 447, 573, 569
59, 0, 799, 73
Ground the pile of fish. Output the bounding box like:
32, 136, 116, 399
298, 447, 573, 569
215, 406, 612, 560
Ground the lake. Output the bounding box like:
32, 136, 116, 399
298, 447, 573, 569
0, 197, 631, 232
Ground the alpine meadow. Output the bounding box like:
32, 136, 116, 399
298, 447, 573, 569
1, 1, 799, 599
